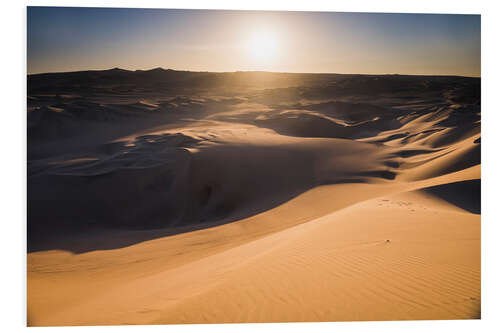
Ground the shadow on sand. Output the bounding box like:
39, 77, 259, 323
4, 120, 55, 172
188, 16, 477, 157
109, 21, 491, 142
421, 179, 481, 214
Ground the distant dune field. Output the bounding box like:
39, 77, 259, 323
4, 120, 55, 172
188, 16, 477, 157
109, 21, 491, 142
27, 69, 480, 325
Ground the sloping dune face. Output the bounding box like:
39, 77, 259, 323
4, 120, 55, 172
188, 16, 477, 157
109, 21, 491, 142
27, 70, 480, 325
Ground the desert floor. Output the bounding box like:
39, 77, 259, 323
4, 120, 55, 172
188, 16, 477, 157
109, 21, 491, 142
27, 71, 480, 325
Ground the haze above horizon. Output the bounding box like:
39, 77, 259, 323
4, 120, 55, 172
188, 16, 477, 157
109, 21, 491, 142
27, 7, 480, 77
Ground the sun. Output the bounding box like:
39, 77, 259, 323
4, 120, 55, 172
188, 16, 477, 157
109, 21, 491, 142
247, 31, 279, 63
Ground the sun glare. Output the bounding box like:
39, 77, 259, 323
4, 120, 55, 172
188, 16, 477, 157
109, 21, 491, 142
247, 31, 279, 64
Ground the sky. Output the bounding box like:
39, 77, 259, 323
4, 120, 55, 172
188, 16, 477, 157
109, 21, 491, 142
27, 7, 481, 76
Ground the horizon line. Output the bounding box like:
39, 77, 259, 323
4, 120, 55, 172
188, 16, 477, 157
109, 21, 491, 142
27, 66, 481, 78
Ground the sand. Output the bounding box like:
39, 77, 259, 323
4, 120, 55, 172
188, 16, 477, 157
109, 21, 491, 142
27, 70, 480, 326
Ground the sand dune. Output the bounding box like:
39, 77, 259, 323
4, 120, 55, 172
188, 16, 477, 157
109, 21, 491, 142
27, 70, 480, 325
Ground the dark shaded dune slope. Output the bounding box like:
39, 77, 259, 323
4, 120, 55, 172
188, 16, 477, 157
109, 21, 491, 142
28, 129, 393, 250
420, 179, 481, 214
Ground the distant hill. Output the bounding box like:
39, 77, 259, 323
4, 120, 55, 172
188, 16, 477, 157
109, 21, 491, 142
27, 68, 480, 98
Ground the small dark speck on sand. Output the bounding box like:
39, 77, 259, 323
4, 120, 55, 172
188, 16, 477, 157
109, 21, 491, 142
386, 239, 390, 243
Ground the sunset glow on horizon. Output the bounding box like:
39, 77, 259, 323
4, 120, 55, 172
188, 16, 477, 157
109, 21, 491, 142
27, 7, 480, 77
